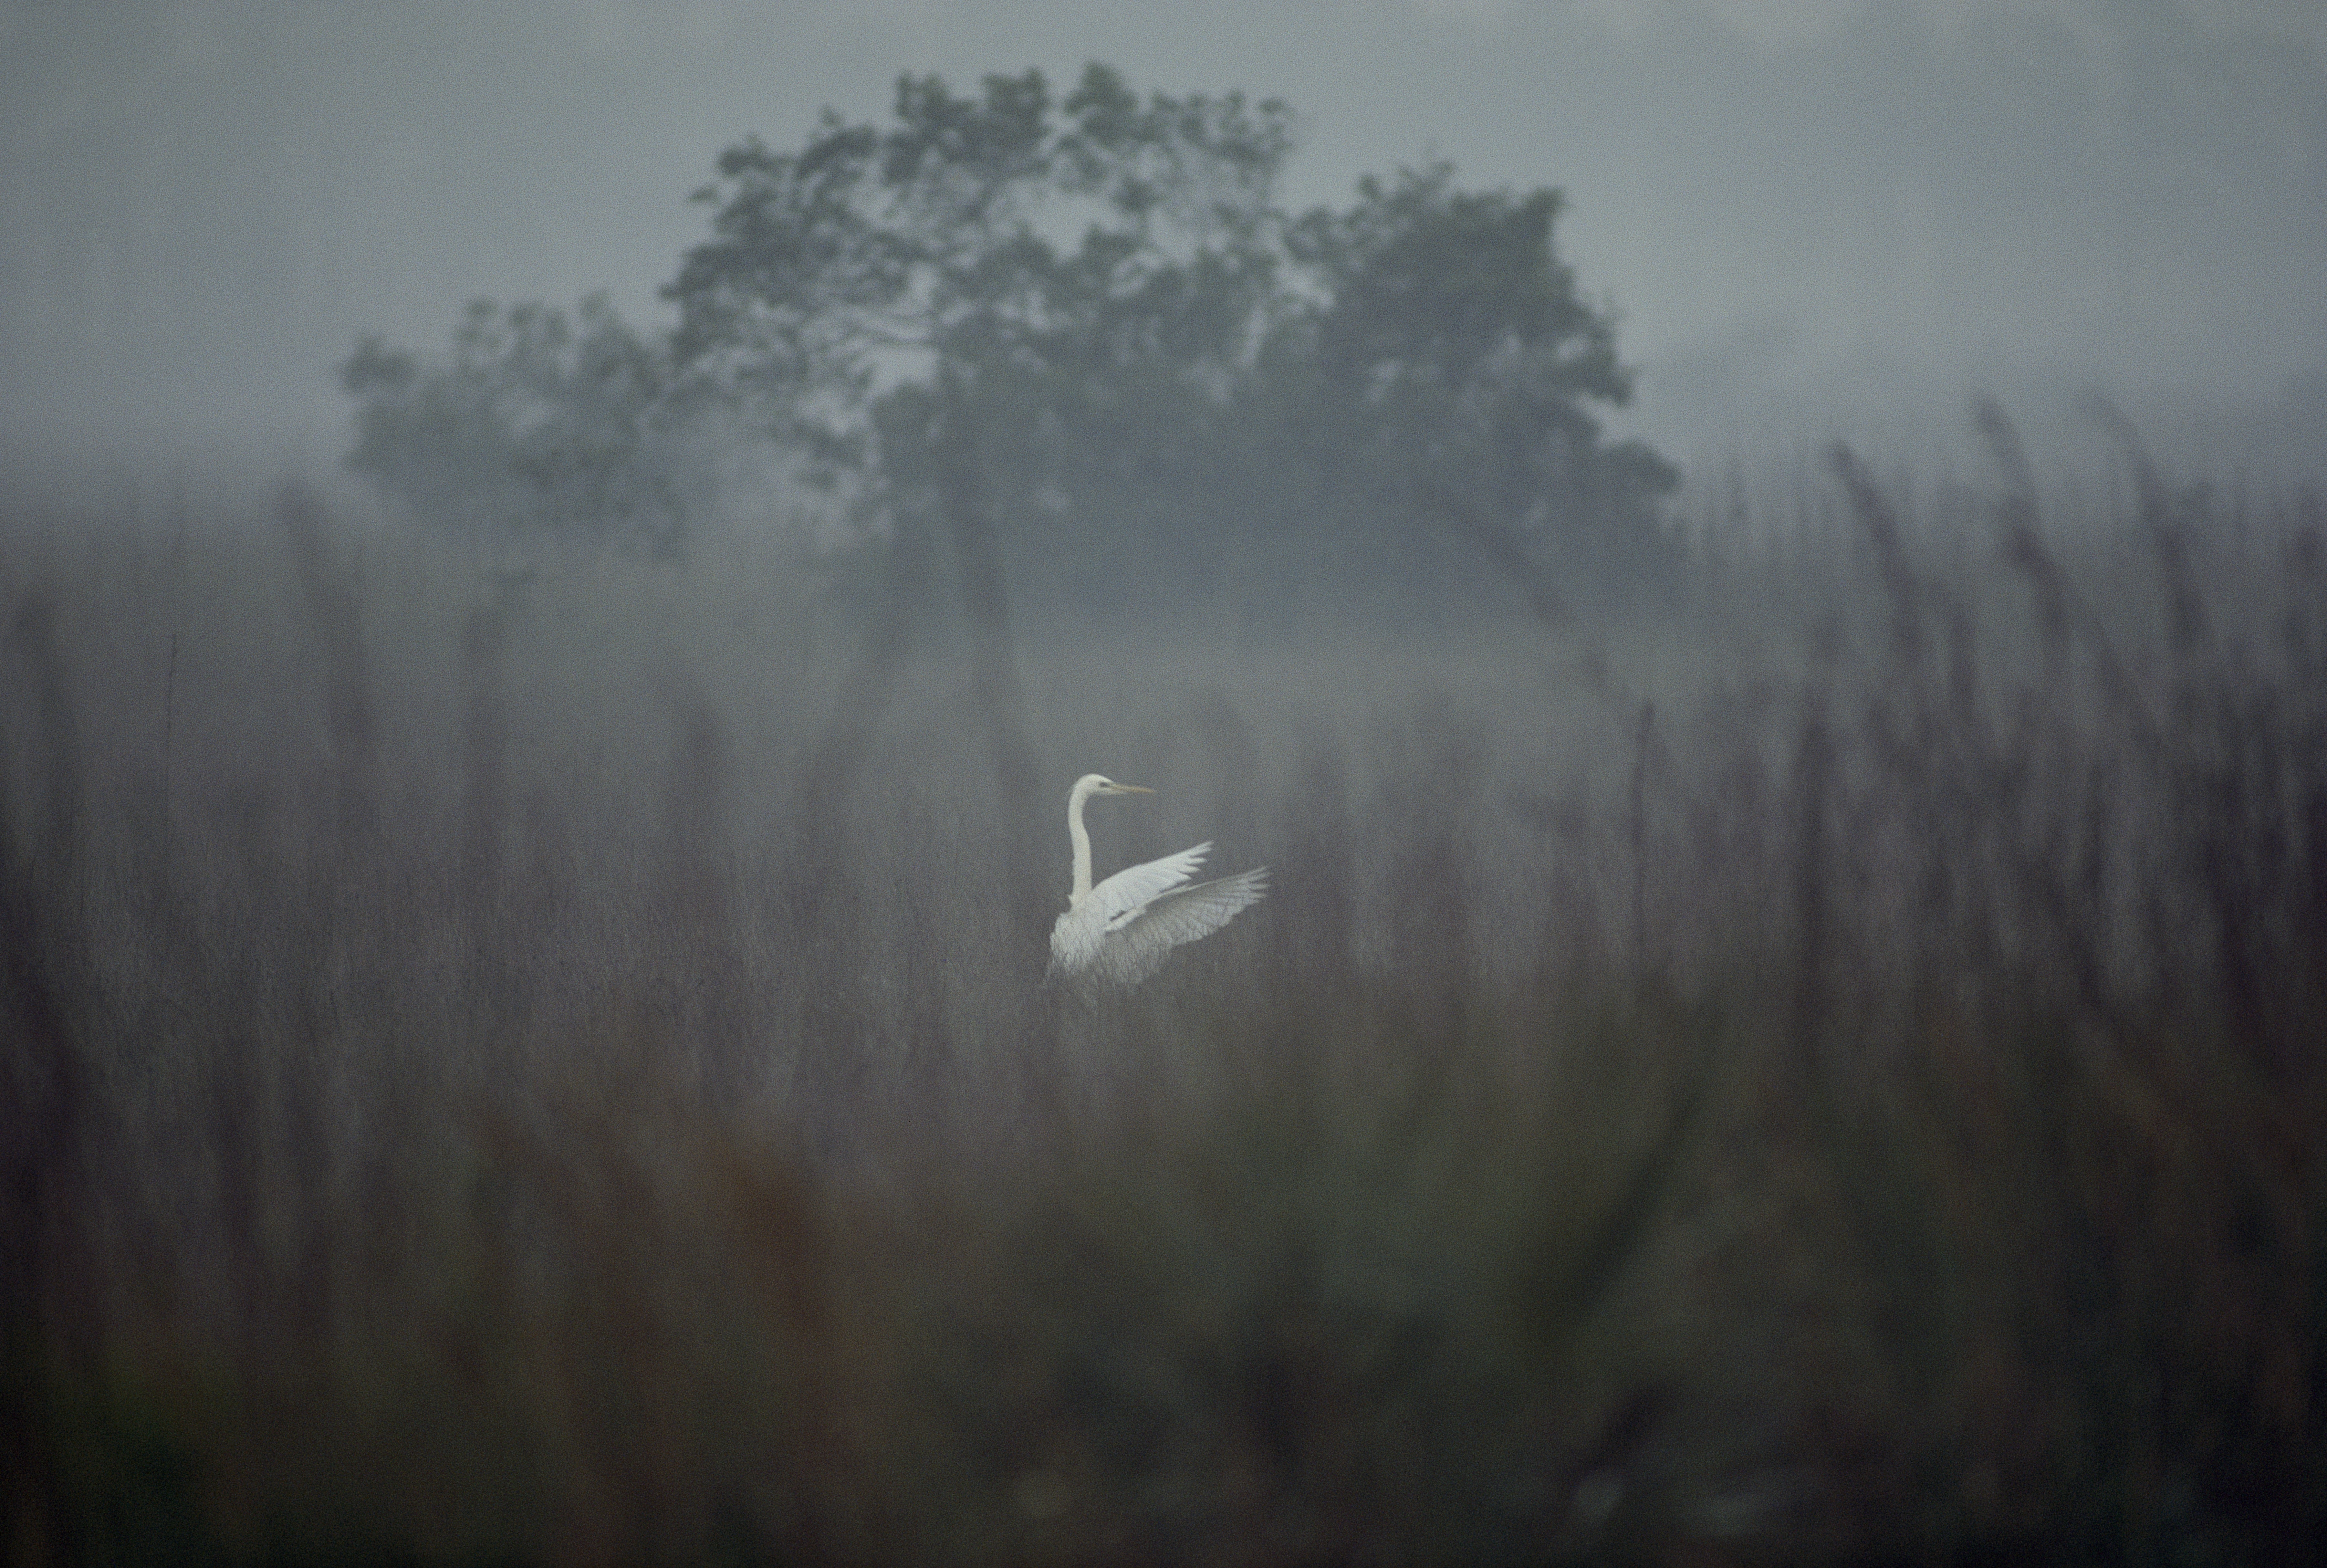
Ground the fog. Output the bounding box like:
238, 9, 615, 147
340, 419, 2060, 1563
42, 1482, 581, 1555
5, 0, 2323, 483
8, 4, 2327, 1561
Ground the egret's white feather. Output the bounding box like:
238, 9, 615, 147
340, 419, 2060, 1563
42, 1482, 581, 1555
1093, 867, 1270, 986
1092, 841, 1212, 926
1047, 776, 1265, 987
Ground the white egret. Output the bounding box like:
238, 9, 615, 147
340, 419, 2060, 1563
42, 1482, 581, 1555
1047, 774, 1268, 987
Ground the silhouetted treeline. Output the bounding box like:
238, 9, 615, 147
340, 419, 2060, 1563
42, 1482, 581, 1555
341, 64, 1678, 627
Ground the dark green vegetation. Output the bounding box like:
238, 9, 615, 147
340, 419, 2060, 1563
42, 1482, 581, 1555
339, 64, 1675, 616
5, 399, 2324, 1563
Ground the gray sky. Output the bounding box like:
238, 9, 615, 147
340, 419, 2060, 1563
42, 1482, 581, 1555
4, 0, 2322, 484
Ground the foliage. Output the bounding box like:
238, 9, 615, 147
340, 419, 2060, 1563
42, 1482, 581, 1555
342, 64, 1675, 603
341, 294, 692, 556
4, 418, 2322, 1561
1274, 165, 1679, 607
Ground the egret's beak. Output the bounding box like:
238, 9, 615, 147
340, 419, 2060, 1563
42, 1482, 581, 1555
1112, 783, 1154, 795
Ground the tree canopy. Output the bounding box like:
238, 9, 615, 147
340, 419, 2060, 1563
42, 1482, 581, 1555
341, 63, 1675, 617
343, 295, 687, 555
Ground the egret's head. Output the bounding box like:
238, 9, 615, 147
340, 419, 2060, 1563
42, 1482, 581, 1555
1072, 773, 1154, 801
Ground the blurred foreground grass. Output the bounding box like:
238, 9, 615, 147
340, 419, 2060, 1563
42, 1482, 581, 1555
4, 433, 2324, 1563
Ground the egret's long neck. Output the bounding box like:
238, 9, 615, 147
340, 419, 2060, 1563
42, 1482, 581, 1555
1068, 784, 1095, 900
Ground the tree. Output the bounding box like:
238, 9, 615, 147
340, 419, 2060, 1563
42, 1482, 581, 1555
339, 63, 1675, 613
660, 66, 1295, 599
341, 294, 693, 557
1284, 167, 1679, 610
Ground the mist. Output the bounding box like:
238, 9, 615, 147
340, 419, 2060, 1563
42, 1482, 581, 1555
6, 3, 2327, 1563
5, 0, 2323, 479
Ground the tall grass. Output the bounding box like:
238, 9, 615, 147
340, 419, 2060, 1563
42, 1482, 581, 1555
3, 414, 2322, 1563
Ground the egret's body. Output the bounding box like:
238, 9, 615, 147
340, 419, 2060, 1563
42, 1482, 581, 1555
1047, 774, 1267, 988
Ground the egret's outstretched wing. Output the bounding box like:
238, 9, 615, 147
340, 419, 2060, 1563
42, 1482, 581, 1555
1090, 865, 1270, 988
1049, 842, 1211, 980
1090, 841, 1212, 925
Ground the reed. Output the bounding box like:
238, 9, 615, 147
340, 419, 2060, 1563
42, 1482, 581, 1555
3, 414, 2321, 1562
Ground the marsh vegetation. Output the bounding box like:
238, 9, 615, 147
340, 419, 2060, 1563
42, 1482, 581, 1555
5, 401, 2323, 1564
